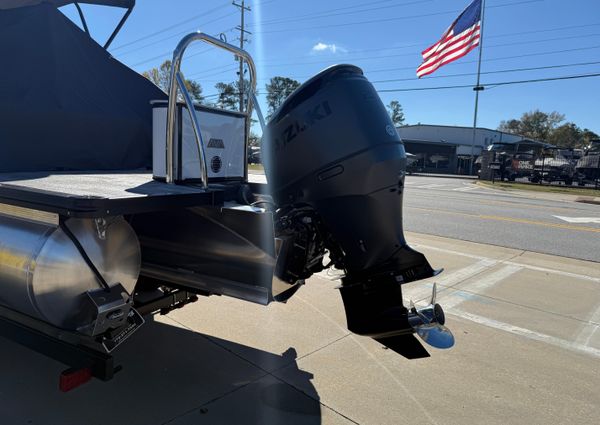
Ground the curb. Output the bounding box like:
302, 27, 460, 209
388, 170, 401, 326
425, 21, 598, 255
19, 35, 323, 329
575, 197, 600, 206
408, 173, 478, 180
475, 182, 600, 203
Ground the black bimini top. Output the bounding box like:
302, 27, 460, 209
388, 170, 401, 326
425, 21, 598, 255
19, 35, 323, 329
0, 2, 166, 173
0, 0, 134, 9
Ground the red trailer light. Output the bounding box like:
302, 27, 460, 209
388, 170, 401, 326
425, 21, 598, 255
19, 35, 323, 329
59, 367, 92, 392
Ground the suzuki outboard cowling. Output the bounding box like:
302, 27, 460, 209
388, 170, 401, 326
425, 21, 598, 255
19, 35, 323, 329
264, 65, 440, 340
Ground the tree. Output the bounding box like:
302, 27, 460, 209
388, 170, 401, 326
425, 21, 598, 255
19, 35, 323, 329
547, 123, 582, 148
184, 80, 204, 103
387, 100, 405, 126
582, 128, 600, 147
498, 109, 564, 141
215, 82, 238, 110
497, 119, 521, 135
498, 110, 600, 148
520, 110, 564, 141
142, 60, 204, 103
212, 79, 254, 112
548, 126, 600, 149
265, 76, 301, 116
248, 131, 261, 148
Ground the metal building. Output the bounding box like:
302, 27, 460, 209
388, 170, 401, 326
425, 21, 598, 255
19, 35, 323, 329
397, 124, 536, 175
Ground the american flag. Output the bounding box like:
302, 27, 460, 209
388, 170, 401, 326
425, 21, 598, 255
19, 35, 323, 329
417, 0, 482, 78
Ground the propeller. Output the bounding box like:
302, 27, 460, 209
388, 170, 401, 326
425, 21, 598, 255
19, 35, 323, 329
408, 283, 455, 349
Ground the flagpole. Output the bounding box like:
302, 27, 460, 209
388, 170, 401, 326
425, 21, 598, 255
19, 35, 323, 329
469, 0, 486, 175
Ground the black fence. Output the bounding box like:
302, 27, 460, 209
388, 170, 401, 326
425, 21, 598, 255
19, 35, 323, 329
478, 149, 600, 189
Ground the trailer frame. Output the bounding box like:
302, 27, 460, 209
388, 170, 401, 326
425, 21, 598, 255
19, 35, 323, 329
0, 288, 200, 390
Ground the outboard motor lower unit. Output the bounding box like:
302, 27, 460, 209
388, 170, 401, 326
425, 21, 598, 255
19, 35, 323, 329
264, 65, 450, 344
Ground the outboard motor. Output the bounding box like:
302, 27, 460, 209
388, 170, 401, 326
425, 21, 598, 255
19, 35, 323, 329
264, 65, 453, 348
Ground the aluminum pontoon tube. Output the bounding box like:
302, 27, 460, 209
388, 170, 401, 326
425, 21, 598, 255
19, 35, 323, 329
0, 211, 141, 330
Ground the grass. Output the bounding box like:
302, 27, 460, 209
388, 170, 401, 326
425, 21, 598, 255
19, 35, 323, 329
477, 180, 600, 197
248, 163, 264, 172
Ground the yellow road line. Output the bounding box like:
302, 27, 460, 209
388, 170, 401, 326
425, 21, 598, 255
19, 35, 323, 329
467, 199, 576, 213
406, 206, 600, 233
411, 191, 581, 213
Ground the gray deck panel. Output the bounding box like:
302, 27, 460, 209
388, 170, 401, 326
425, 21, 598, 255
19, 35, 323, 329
0, 172, 207, 199
0, 171, 225, 217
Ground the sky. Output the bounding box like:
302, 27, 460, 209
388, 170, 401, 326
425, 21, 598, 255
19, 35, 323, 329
61, 0, 600, 135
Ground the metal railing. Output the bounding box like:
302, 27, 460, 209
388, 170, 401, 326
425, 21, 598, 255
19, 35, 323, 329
165, 32, 265, 187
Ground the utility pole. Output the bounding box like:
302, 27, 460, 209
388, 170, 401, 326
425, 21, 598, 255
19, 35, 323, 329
233, 0, 251, 113
469, 0, 486, 175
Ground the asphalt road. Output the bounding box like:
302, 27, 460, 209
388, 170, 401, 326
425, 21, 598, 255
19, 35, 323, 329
403, 176, 600, 262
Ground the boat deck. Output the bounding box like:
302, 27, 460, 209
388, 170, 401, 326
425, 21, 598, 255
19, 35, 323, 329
0, 171, 225, 217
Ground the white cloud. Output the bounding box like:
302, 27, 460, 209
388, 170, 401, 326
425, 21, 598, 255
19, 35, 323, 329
311, 42, 345, 54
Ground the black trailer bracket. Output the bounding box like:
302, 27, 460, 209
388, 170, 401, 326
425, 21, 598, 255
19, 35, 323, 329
0, 307, 117, 383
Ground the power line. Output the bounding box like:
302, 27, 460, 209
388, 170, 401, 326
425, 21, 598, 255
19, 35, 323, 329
126, 8, 600, 73
125, 2, 600, 89
363, 44, 600, 74
201, 71, 600, 99
370, 61, 600, 84
246, 0, 432, 27
254, 9, 454, 34
253, 0, 543, 34
250, 0, 279, 7
248, 0, 538, 29
115, 0, 279, 57
253, 22, 600, 64
253, 34, 600, 68
132, 21, 600, 69
130, 27, 237, 68
132, 19, 600, 69
115, 3, 277, 66
131, 52, 174, 67
486, 22, 600, 40
179, 44, 600, 88
487, 73, 600, 88
131, 43, 212, 68
110, 2, 231, 51
181, 44, 600, 89
187, 65, 240, 80
488, 32, 600, 49
116, 12, 237, 58
247, 0, 397, 26
375, 72, 600, 93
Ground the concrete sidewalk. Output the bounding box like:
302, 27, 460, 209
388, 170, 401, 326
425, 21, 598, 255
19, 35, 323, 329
1, 233, 599, 425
